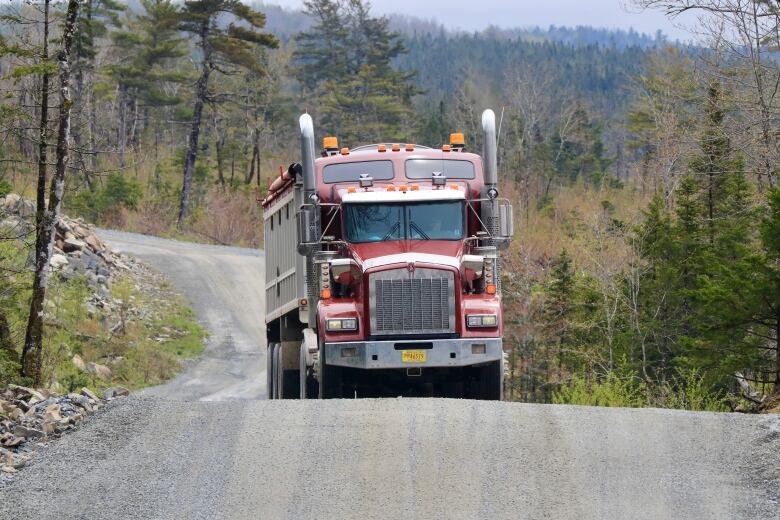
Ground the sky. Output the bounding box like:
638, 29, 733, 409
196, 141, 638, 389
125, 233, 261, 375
264, 0, 697, 40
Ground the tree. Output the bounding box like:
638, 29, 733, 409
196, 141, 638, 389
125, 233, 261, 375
71, 0, 124, 181
176, 0, 278, 227
22, 0, 81, 384
636, 0, 780, 189
294, 0, 420, 142
108, 0, 187, 167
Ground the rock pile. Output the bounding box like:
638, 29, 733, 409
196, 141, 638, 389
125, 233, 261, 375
0, 384, 128, 479
0, 193, 167, 319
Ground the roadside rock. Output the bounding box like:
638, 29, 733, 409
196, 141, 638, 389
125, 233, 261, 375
85, 362, 112, 380
104, 387, 129, 400
0, 384, 129, 483
50, 254, 69, 269
63, 238, 86, 253
72, 354, 86, 371
13, 425, 44, 440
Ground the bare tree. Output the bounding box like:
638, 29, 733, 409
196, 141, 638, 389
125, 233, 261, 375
636, 0, 780, 188
21, 0, 81, 384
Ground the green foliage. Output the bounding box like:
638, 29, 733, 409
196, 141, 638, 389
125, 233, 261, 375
554, 368, 729, 411
294, 0, 420, 142
70, 173, 143, 221
179, 0, 278, 74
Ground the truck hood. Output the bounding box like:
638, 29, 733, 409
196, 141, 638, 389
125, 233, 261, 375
348, 240, 464, 270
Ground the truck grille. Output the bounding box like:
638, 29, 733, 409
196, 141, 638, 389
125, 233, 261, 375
369, 268, 455, 336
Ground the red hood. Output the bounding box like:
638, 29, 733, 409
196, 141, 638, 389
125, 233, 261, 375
348, 240, 463, 268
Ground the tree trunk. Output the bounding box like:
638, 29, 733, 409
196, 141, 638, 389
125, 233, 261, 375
117, 84, 127, 168
21, 0, 51, 381
178, 26, 211, 227
21, 0, 80, 386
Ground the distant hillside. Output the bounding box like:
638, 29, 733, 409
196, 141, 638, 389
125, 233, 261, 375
253, 1, 669, 49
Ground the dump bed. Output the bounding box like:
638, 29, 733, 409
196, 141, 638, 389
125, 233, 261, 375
263, 181, 306, 324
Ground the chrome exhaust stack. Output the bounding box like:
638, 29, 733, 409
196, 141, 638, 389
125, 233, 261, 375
296, 114, 322, 325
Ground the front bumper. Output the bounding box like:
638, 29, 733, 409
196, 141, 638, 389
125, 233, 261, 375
323, 338, 502, 369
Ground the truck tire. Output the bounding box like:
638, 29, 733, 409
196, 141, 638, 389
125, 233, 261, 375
300, 342, 317, 399
479, 360, 503, 401
318, 349, 342, 399
273, 343, 283, 399
267, 343, 278, 399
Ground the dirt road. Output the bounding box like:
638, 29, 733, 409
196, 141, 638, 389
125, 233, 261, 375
1, 232, 777, 520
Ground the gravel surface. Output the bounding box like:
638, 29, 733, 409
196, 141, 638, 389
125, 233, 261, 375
1, 231, 778, 519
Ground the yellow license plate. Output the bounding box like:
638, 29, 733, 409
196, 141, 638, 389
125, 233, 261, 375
401, 350, 427, 363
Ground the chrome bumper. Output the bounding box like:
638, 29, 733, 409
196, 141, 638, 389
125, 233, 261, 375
323, 338, 502, 369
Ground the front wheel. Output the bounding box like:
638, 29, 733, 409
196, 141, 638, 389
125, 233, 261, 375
318, 349, 342, 399
300, 342, 318, 399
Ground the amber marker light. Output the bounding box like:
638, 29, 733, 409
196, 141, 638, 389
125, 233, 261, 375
486, 284, 497, 295
347, 187, 357, 193
405, 143, 414, 151
410, 184, 420, 191
392, 143, 401, 152
323, 136, 338, 149
320, 288, 332, 299
340, 147, 350, 155
387, 185, 396, 192
450, 133, 465, 146
442, 144, 451, 152
399, 185, 408, 192
378, 144, 387, 152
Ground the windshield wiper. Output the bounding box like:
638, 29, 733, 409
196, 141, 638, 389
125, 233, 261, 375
382, 221, 401, 241
409, 221, 430, 240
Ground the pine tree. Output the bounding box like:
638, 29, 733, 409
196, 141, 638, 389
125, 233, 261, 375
177, 0, 278, 226
108, 0, 187, 166
294, 0, 419, 143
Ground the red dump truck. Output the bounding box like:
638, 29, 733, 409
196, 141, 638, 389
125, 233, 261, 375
262, 110, 513, 399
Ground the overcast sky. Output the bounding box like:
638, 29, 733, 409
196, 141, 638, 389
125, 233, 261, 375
264, 0, 697, 40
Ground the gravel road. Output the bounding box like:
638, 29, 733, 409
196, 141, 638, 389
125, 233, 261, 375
1, 232, 778, 520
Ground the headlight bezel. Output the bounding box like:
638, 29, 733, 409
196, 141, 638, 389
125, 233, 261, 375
466, 314, 498, 328
326, 318, 358, 332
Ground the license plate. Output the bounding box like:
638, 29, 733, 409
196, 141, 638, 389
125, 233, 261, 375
401, 350, 427, 363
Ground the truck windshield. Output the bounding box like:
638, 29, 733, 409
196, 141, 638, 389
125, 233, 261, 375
344, 201, 465, 243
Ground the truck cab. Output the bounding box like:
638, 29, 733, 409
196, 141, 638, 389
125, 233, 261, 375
263, 111, 513, 399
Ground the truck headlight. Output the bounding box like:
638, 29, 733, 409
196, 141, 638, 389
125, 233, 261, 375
466, 314, 498, 328
326, 318, 358, 331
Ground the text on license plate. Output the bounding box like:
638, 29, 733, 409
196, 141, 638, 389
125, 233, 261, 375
401, 350, 427, 363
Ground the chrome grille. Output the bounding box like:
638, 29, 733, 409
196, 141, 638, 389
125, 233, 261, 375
369, 268, 455, 336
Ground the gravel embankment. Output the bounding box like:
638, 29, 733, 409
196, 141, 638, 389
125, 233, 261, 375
2, 231, 777, 520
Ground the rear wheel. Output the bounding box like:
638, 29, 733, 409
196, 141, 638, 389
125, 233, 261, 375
267, 343, 278, 399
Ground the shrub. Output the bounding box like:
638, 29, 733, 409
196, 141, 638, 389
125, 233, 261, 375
553, 371, 648, 408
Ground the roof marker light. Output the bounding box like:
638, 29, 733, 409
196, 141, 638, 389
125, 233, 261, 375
442, 144, 451, 152
378, 144, 387, 152
450, 133, 465, 146
323, 136, 338, 149
340, 147, 350, 155
392, 144, 401, 152
405, 144, 414, 152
